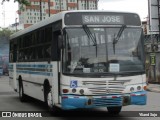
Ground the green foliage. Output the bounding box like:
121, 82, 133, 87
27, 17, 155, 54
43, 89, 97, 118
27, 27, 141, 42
0, 28, 15, 38
1, 0, 31, 10
2, 0, 30, 5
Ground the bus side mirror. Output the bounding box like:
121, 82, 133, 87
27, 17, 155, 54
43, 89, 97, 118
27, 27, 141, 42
58, 35, 63, 49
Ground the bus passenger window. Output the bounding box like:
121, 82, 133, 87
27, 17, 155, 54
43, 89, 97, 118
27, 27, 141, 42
9, 52, 13, 62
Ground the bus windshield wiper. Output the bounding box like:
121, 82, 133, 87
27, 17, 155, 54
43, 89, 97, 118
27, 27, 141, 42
82, 25, 97, 57
113, 25, 126, 44
82, 25, 97, 46
113, 25, 126, 54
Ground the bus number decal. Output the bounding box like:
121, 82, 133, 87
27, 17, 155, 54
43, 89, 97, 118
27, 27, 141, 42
70, 80, 78, 88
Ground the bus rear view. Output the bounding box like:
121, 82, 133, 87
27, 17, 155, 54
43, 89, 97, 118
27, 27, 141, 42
60, 11, 147, 114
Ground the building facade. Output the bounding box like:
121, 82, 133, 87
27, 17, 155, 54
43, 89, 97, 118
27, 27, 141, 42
144, 0, 160, 84
17, 0, 99, 28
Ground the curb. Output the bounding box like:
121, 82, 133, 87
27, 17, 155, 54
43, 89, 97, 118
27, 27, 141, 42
146, 87, 160, 93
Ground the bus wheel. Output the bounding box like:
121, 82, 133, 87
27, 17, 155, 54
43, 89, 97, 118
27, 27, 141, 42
47, 91, 53, 110
19, 82, 27, 102
44, 86, 59, 115
107, 106, 122, 115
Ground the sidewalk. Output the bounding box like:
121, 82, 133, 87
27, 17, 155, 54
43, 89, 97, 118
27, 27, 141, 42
0, 76, 14, 93
146, 83, 160, 93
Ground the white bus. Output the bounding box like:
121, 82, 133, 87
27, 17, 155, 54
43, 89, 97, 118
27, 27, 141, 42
9, 10, 147, 115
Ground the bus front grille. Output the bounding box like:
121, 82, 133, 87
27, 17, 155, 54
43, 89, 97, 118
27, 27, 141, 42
82, 80, 126, 95
93, 97, 123, 107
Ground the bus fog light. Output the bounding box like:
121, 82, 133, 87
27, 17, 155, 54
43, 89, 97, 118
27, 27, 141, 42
137, 86, 141, 90
72, 89, 76, 93
130, 87, 134, 92
123, 96, 130, 106
79, 89, 84, 94
87, 99, 92, 105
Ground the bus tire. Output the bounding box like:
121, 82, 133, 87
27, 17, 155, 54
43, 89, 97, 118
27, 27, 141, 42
107, 106, 122, 115
19, 80, 27, 102
44, 84, 59, 116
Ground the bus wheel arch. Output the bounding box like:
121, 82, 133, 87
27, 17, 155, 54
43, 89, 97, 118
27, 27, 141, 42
43, 80, 52, 107
43, 79, 59, 115
18, 75, 27, 102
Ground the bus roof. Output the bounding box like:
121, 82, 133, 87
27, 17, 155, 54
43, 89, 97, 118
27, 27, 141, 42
10, 10, 140, 40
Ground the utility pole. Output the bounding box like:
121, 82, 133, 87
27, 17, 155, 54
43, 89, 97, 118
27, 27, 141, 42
40, 0, 42, 21
15, 18, 18, 32
96, 0, 99, 10
2, 4, 5, 27
66, 0, 68, 10
149, 0, 156, 82
59, 0, 61, 12
85, 0, 87, 10
48, 0, 50, 17
77, 0, 79, 10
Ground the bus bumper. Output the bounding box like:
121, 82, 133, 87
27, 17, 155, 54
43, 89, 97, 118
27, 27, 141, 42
61, 91, 147, 110
130, 91, 147, 105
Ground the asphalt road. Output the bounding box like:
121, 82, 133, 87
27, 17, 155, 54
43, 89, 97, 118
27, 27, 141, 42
0, 76, 160, 120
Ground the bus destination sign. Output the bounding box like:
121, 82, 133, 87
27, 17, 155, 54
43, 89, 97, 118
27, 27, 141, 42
82, 15, 124, 24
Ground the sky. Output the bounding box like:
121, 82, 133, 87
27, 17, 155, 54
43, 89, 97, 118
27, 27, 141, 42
98, 0, 148, 20
0, 0, 148, 28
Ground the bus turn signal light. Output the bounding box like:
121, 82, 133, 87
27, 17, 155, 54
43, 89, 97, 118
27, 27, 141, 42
63, 89, 69, 93
143, 86, 147, 90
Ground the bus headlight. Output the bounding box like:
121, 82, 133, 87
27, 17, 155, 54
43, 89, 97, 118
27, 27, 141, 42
79, 89, 84, 95
137, 86, 141, 91
130, 87, 134, 92
72, 89, 76, 93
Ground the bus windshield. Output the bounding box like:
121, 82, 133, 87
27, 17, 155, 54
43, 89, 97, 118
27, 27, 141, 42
63, 27, 145, 76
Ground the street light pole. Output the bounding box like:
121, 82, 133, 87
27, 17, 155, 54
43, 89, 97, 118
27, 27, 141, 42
48, 0, 50, 17
40, 0, 42, 21
77, 0, 79, 10
59, 0, 61, 12
15, 18, 17, 32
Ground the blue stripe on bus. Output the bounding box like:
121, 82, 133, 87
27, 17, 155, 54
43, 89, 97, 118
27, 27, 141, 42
9, 64, 52, 69
16, 64, 52, 68
17, 70, 53, 76
9, 64, 53, 76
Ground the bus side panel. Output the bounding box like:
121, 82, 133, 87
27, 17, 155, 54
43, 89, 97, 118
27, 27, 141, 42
51, 62, 59, 104
17, 62, 50, 102
9, 63, 17, 92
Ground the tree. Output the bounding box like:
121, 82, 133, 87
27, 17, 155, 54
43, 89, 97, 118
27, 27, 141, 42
0, 28, 15, 38
2, 0, 31, 11
1, 0, 30, 6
